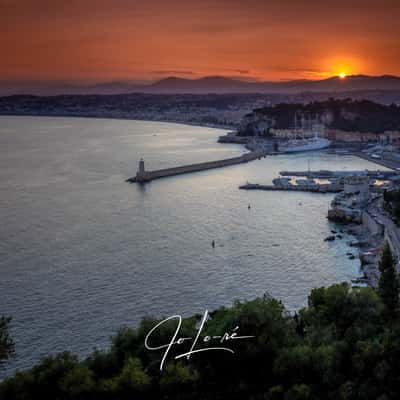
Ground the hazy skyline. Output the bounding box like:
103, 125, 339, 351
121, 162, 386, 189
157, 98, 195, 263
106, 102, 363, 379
1, 0, 400, 83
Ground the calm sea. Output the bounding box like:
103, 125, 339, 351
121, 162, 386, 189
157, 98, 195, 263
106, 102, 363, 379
0, 116, 380, 377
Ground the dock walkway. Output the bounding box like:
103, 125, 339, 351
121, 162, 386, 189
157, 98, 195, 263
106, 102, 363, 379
239, 183, 341, 193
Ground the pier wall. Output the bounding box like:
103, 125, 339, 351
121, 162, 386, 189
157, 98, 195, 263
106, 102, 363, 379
127, 150, 265, 183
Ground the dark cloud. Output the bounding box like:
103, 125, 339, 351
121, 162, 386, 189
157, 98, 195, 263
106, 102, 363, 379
151, 70, 196, 75
230, 69, 250, 75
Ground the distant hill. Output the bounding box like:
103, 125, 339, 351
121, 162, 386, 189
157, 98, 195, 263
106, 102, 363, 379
143, 75, 400, 94
146, 76, 253, 93
146, 75, 400, 94
2, 75, 400, 95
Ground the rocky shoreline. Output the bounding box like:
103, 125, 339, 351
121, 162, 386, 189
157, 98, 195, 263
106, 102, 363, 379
343, 222, 383, 287
327, 177, 388, 287
323, 216, 383, 287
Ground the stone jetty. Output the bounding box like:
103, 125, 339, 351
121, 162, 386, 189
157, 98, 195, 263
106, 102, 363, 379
127, 150, 266, 183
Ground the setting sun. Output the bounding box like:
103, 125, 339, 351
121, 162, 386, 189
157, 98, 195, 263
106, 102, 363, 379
339, 73, 347, 79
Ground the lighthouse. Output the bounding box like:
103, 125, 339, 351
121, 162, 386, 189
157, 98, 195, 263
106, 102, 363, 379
136, 158, 146, 182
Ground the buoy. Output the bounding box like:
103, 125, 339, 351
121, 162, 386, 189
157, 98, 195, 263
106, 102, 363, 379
211, 240, 215, 248
248, 204, 251, 210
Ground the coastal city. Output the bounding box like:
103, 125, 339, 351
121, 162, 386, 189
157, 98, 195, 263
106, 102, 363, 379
3, 1, 400, 399
3, 85, 400, 399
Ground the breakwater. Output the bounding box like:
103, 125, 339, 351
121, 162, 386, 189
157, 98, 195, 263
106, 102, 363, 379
127, 150, 266, 183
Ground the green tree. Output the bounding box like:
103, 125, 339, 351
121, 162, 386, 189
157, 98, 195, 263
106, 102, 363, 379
60, 364, 95, 399
286, 384, 311, 400
383, 189, 388, 203
393, 202, 400, 224
160, 362, 198, 388
378, 243, 399, 313
0, 316, 14, 365
116, 357, 151, 392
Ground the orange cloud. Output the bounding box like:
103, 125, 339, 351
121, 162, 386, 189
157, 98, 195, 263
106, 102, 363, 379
1, 0, 399, 82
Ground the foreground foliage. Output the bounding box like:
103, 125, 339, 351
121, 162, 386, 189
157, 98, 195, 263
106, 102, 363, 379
1, 285, 399, 400
0, 317, 14, 366
2, 246, 400, 400
383, 189, 400, 224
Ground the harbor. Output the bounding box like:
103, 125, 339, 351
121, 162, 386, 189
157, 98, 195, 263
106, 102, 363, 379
124, 118, 400, 288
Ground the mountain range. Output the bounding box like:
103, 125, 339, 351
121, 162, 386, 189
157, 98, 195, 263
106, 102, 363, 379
2, 75, 400, 96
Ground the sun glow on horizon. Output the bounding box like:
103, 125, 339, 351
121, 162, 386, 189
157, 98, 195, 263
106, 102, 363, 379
323, 57, 361, 81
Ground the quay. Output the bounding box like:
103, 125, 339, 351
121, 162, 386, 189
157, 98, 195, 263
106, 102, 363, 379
239, 182, 341, 193
279, 169, 399, 179
127, 150, 266, 183
241, 168, 400, 194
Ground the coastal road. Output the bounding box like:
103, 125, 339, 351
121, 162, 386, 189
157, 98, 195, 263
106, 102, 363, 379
354, 152, 399, 171
380, 213, 400, 265
369, 198, 400, 267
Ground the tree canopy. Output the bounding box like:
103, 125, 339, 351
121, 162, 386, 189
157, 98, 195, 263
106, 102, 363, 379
252, 99, 400, 133
0, 316, 14, 366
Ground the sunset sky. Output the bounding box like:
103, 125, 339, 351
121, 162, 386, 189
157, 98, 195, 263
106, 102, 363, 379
1, 0, 400, 83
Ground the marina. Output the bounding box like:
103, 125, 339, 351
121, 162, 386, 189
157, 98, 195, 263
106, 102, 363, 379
240, 167, 399, 194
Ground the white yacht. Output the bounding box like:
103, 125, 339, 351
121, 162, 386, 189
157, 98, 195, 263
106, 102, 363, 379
283, 112, 331, 153
284, 137, 331, 153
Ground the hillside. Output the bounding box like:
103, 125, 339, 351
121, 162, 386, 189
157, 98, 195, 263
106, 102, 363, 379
239, 98, 400, 135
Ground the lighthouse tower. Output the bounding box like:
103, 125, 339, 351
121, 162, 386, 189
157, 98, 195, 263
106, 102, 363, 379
136, 158, 146, 182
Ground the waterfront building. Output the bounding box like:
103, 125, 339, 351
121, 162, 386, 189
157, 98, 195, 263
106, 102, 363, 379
343, 175, 370, 207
